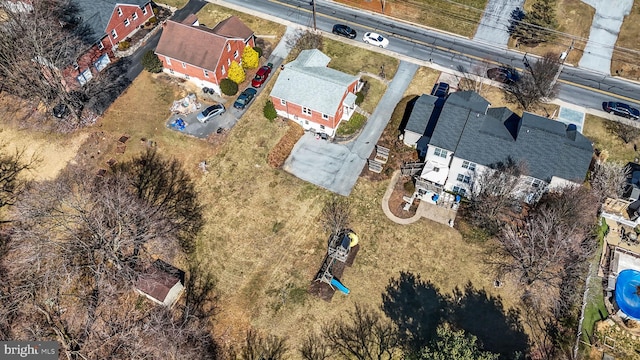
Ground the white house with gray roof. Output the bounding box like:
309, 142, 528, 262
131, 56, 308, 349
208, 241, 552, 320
270, 49, 361, 137
409, 91, 593, 201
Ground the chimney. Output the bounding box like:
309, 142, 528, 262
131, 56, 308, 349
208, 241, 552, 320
566, 123, 577, 141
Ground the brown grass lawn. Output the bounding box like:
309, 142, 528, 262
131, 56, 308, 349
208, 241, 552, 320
583, 115, 639, 163
475, 84, 560, 118
324, 38, 400, 78
196, 3, 286, 39
0, 68, 527, 353
335, 0, 486, 37
404, 66, 441, 97
611, 1, 640, 79
508, 0, 594, 66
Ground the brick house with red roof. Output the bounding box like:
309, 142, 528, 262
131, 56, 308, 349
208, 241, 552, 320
63, 0, 154, 88
155, 15, 255, 95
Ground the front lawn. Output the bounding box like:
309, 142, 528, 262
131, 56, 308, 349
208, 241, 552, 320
583, 114, 638, 163
336, 112, 367, 136
324, 38, 399, 78
612, 1, 640, 78
197, 3, 286, 39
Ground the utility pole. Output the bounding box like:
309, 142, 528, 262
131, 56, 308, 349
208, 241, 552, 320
311, 1, 317, 31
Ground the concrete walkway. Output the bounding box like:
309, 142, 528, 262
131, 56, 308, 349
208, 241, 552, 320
381, 170, 423, 224
579, 0, 634, 74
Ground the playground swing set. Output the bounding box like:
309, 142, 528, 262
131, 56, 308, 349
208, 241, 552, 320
314, 229, 359, 295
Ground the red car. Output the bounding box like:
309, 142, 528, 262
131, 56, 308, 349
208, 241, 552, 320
251, 63, 273, 88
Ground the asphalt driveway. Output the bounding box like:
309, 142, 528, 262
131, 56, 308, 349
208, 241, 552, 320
283, 61, 418, 196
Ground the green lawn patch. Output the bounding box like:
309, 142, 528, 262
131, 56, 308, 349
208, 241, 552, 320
337, 113, 367, 136
580, 218, 609, 345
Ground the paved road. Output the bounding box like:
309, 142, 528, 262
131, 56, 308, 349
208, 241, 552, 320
283, 61, 418, 196
216, 0, 640, 111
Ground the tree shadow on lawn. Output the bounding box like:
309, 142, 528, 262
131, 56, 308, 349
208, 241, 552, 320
381, 271, 446, 354
382, 271, 529, 359
451, 282, 529, 358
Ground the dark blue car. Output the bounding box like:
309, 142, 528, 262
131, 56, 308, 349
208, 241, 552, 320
234, 88, 258, 110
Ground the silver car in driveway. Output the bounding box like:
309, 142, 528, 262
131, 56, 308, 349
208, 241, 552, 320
196, 104, 225, 123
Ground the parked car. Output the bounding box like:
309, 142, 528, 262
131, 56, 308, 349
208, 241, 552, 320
251, 63, 273, 88
196, 104, 225, 123
362, 32, 389, 48
332, 24, 356, 39
603, 101, 640, 120
431, 82, 450, 98
486, 67, 519, 84
233, 88, 258, 110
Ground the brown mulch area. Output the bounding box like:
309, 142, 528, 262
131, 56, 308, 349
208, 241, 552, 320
309, 244, 360, 302
388, 177, 418, 218
268, 121, 305, 168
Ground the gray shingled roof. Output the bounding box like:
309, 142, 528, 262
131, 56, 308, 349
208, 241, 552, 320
72, 0, 149, 43
270, 49, 359, 115
429, 91, 593, 182
406, 95, 438, 134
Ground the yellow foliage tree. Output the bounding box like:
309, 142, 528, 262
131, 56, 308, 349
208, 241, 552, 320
228, 60, 245, 84
242, 46, 259, 69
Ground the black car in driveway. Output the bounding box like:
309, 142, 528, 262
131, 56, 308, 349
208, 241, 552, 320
603, 101, 640, 120
487, 67, 519, 84
332, 24, 357, 39
234, 88, 257, 110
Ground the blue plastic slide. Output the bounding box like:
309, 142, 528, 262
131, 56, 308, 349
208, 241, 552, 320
616, 269, 640, 319
331, 278, 350, 295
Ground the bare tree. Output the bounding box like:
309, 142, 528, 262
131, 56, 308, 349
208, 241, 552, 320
455, 63, 492, 97
0, 0, 95, 122
320, 195, 351, 236
1, 152, 214, 358
115, 148, 205, 254
0, 147, 38, 218
494, 185, 598, 288
604, 120, 640, 144
323, 303, 400, 360
286, 30, 323, 60
465, 159, 525, 236
590, 161, 630, 203
505, 53, 561, 110
238, 328, 289, 360
300, 333, 331, 360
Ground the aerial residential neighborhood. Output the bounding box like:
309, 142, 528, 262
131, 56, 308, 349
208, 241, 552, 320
2, 0, 640, 359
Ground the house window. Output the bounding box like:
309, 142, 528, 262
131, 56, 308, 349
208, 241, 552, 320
227, 43, 231, 52
452, 186, 467, 196
165, 57, 171, 66
124, 18, 130, 27
322, 113, 329, 120
185, 74, 190, 80
227, 58, 231, 66
461, 160, 476, 171
221, 66, 226, 75
97, 41, 104, 50
456, 174, 471, 184
233, 50, 239, 59
169, 69, 174, 74
111, 29, 118, 39
320, 125, 325, 130
280, 99, 286, 106
203, 70, 209, 78
132, 12, 138, 21
530, 178, 544, 188
433, 147, 447, 159
117, 7, 123, 16
302, 107, 312, 116
181, 62, 186, 69
142, 6, 147, 15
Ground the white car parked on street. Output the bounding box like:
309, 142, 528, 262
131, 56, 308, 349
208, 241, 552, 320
363, 32, 389, 48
